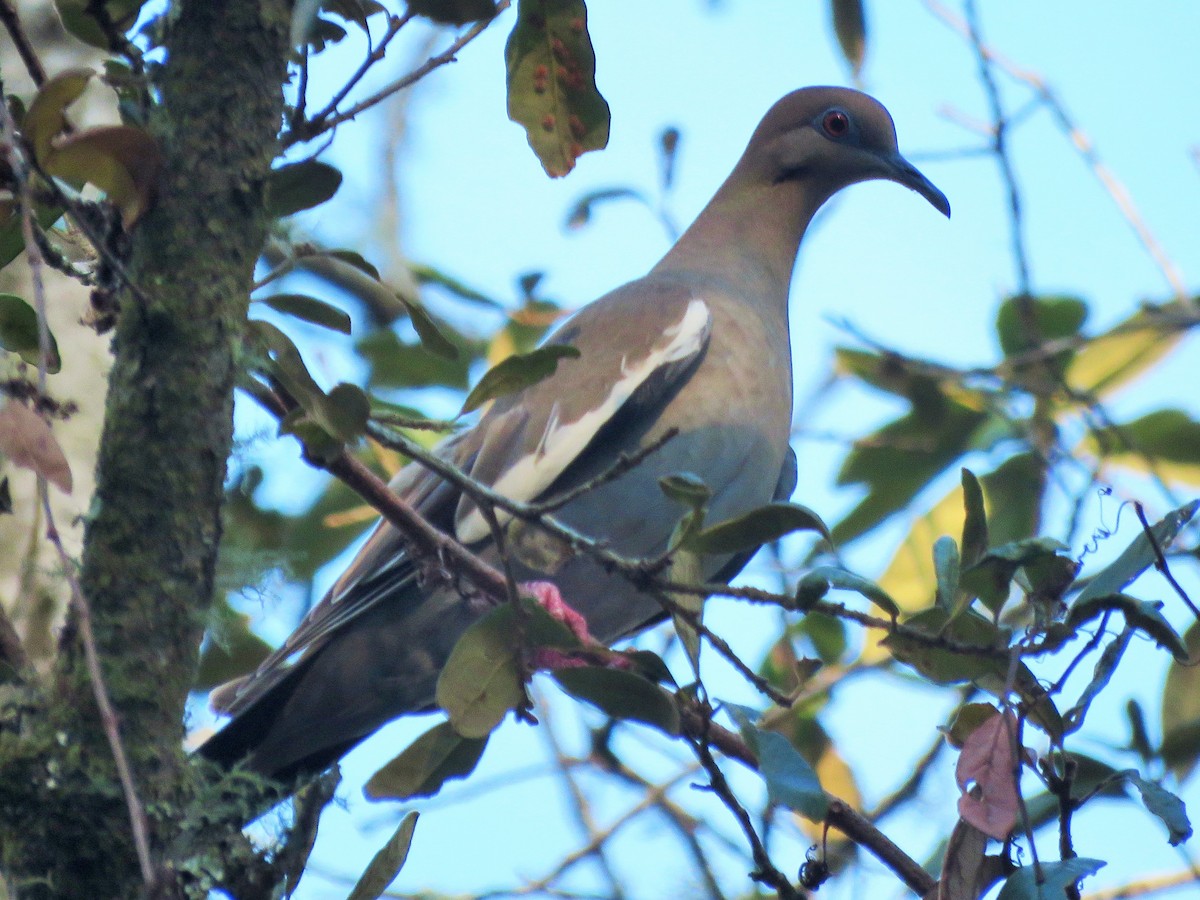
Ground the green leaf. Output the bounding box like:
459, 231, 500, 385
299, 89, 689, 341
346, 811, 419, 900
980, 453, 1044, 546
1162, 622, 1200, 780
398, 296, 459, 360
1127, 699, 1154, 762
410, 262, 502, 308
996, 858, 1105, 900
667, 544, 704, 679
0, 294, 60, 372
436, 608, 525, 738
553, 666, 680, 735
359, 328, 474, 391
505, 0, 610, 177
564, 187, 645, 229
1071, 500, 1199, 607
459, 344, 580, 415
407, 0, 499, 24
256, 293, 351, 335
265, 159, 343, 218
246, 320, 368, 449
1119, 771, 1192, 845
43, 124, 163, 224
321, 0, 388, 31
959, 537, 1070, 614
996, 294, 1087, 356
1162, 720, 1200, 784
323, 383, 371, 440
1087, 409, 1200, 487
365, 721, 489, 800
436, 598, 578, 737
960, 468, 988, 567
798, 611, 847, 663
1065, 594, 1188, 662
687, 501, 831, 555
291, 0, 324, 46
53, 1, 147, 50
0, 204, 63, 272
659, 472, 711, 509
884, 607, 1062, 740
725, 703, 828, 821
830, 0, 867, 75
797, 566, 899, 619
301, 15, 349, 51
833, 399, 989, 546
884, 607, 1004, 685
22, 68, 93, 161
328, 249, 381, 281
621, 649, 676, 685
1022, 754, 1125, 830
933, 535, 960, 612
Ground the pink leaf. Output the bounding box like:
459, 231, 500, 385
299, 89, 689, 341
955, 708, 1019, 840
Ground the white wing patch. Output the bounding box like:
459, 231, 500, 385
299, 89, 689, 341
456, 298, 711, 543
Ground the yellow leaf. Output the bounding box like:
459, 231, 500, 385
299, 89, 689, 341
23, 68, 93, 162
1067, 305, 1185, 398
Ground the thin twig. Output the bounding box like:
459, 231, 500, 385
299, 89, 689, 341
305, 12, 412, 129
1082, 869, 1200, 900
0, 0, 47, 85
923, 0, 1189, 302
0, 99, 155, 885
531, 427, 679, 515
1133, 501, 1200, 620
284, 3, 509, 148
687, 706, 805, 899
964, 0, 1031, 296
534, 695, 628, 899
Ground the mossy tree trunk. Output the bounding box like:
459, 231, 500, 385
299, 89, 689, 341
1, 2, 290, 896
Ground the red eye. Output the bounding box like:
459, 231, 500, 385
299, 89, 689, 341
822, 110, 850, 137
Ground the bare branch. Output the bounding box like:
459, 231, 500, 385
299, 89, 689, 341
284, 4, 510, 148
924, 0, 1189, 302
0, 0, 47, 85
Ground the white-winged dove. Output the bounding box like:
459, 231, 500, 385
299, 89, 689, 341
201, 87, 949, 780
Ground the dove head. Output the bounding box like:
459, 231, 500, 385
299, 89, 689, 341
742, 86, 950, 217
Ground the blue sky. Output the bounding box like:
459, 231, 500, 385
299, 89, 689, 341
235, 2, 1200, 897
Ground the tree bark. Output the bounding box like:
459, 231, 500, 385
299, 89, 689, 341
0, 2, 290, 896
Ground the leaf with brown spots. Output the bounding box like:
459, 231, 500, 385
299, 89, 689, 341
505, 0, 609, 177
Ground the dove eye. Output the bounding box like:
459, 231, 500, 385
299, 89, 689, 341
822, 110, 850, 137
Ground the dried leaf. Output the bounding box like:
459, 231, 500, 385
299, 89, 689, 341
43, 124, 163, 224
0, 400, 72, 493
955, 709, 1019, 840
